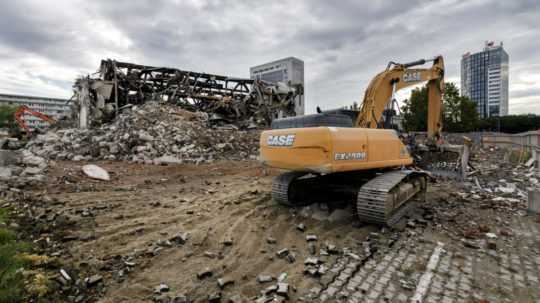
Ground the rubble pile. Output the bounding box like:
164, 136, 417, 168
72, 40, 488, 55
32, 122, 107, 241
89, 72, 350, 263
467, 146, 539, 199
25, 102, 260, 164
0, 149, 48, 193
424, 145, 540, 249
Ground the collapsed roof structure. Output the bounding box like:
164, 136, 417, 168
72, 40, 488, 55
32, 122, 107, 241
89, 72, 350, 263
72, 59, 304, 128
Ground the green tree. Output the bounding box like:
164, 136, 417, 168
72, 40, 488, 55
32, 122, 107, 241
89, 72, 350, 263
443, 83, 479, 132
458, 97, 479, 132
478, 114, 540, 133
402, 86, 428, 131
402, 82, 479, 132
0, 105, 18, 131
443, 83, 461, 128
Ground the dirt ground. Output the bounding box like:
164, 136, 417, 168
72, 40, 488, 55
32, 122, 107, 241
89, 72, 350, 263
27, 160, 379, 302
8, 156, 540, 303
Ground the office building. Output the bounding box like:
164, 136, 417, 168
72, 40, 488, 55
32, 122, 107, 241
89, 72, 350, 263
461, 41, 509, 118
0, 93, 70, 128
250, 57, 304, 117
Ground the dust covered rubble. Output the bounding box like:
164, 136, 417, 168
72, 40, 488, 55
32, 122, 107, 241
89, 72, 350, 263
464, 146, 540, 205
0, 149, 48, 193
425, 146, 540, 250
25, 102, 260, 165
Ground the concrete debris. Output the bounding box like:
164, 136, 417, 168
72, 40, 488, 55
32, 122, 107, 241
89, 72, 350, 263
266, 237, 277, 244
154, 283, 170, 294
0, 149, 21, 166
306, 234, 318, 242
222, 236, 234, 246
208, 292, 222, 303
276, 283, 289, 297
399, 279, 416, 290
276, 248, 289, 258
0, 150, 47, 191
485, 232, 497, 239
197, 268, 213, 280
169, 232, 189, 245
154, 155, 184, 165
82, 164, 111, 181
286, 253, 296, 264
85, 274, 103, 287
25, 102, 259, 164
227, 294, 243, 303
60, 269, 72, 282
304, 257, 319, 266
217, 278, 235, 289
0, 167, 12, 179
257, 275, 273, 283
308, 242, 317, 255
325, 242, 339, 254
529, 190, 540, 213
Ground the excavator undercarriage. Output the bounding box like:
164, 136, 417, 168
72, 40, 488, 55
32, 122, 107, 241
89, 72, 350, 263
271, 169, 428, 226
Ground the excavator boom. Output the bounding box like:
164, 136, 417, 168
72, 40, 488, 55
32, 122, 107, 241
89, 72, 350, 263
356, 56, 444, 140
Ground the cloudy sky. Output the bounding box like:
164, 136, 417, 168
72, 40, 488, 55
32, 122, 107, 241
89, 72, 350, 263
0, 0, 539, 114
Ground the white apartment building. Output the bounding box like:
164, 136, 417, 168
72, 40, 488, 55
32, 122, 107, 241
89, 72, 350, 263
0, 93, 70, 128
250, 57, 305, 118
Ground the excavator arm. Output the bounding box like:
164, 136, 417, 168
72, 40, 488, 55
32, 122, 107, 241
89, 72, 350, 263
356, 56, 444, 140
14, 105, 56, 133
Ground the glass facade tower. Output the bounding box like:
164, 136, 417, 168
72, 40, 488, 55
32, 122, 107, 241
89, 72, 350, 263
461, 41, 509, 118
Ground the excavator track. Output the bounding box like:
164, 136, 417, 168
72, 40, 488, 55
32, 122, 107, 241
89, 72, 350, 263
357, 170, 426, 226
271, 171, 362, 207
271, 171, 310, 206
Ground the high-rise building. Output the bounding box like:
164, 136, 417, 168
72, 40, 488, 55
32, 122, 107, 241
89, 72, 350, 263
461, 41, 509, 118
0, 93, 70, 129
250, 57, 304, 117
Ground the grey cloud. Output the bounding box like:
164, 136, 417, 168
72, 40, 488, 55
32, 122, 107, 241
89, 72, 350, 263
0, 0, 539, 114
510, 88, 540, 99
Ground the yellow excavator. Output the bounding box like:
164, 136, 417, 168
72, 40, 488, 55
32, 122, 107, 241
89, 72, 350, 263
260, 56, 466, 226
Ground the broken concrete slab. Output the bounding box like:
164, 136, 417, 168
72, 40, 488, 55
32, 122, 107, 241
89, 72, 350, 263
197, 268, 213, 280
217, 277, 234, 289
0, 167, 12, 179
306, 235, 318, 242
257, 275, 273, 283
528, 190, 540, 213
22, 166, 44, 175
82, 164, 110, 181
154, 283, 170, 294
86, 274, 103, 287
0, 150, 21, 166
22, 153, 46, 167
154, 155, 183, 165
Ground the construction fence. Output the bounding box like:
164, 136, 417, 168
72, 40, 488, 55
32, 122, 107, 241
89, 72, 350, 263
481, 131, 540, 152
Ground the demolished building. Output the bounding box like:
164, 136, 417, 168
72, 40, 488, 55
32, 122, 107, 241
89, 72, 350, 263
72, 59, 304, 129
